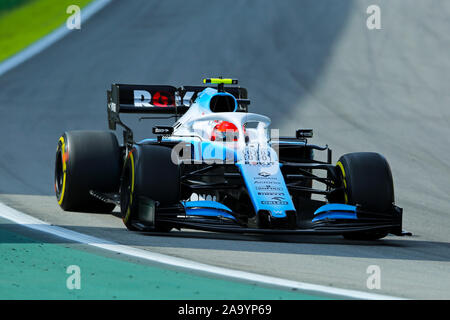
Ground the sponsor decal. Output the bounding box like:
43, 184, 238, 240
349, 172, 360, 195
254, 181, 281, 184
261, 201, 288, 205
257, 192, 285, 196
256, 186, 283, 191
134, 90, 152, 106
133, 90, 175, 107
253, 176, 278, 180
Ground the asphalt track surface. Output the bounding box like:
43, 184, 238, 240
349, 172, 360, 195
0, 0, 449, 299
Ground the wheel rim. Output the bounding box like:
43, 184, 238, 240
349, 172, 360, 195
55, 147, 63, 198
120, 163, 132, 221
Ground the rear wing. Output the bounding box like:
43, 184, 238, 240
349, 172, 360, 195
107, 83, 248, 130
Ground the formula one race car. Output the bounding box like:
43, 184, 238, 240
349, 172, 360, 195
54, 78, 408, 240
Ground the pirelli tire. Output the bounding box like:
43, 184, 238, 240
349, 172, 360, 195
336, 152, 395, 240
120, 144, 180, 232
54, 131, 121, 213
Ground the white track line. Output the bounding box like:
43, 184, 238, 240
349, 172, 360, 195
0, 0, 112, 77
0, 202, 403, 300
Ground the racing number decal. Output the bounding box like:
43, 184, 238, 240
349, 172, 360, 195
243, 145, 272, 165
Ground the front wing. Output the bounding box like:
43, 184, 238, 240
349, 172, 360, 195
128, 199, 409, 236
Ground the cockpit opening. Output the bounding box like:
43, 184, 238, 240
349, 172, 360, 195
210, 95, 236, 112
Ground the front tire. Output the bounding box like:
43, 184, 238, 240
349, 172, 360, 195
336, 152, 394, 240
121, 144, 180, 231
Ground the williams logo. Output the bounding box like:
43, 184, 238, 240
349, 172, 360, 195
258, 171, 271, 177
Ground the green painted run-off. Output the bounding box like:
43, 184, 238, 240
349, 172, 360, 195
0, 225, 332, 300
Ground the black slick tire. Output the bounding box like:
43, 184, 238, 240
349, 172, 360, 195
54, 131, 121, 213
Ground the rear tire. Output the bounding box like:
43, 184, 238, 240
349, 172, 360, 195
121, 144, 180, 231
336, 152, 394, 240
54, 131, 121, 213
